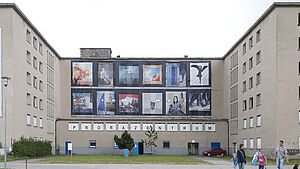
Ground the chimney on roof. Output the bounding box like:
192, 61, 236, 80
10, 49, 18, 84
184, 55, 188, 58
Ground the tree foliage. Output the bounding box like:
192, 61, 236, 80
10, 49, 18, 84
114, 130, 134, 152
141, 126, 158, 154
12, 137, 52, 157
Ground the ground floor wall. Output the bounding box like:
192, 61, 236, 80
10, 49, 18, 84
56, 119, 229, 156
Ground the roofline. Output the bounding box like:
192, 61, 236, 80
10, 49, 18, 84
60, 56, 223, 61
222, 2, 300, 59
0, 3, 62, 59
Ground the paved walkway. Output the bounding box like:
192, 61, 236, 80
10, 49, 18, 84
0, 157, 296, 169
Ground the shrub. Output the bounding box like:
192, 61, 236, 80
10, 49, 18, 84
12, 137, 52, 157
114, 130, 134, 152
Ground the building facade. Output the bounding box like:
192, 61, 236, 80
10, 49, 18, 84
0, 2, 300, 158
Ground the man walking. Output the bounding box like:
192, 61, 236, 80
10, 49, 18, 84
237, 144, 246, 169
275, 140, 288, 169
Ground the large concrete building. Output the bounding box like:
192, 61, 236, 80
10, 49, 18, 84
0, 2, 300, 158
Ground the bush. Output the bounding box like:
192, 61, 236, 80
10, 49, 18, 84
12, 137, 52, 157
0, 142, 2, 148
114, 130, 134, 152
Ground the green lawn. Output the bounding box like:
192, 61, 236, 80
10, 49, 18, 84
35, 154, 210, 165
216, 155, 300, 165
0, 155, 29, 162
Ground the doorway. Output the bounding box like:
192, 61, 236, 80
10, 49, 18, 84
138, 142, 144, 155
188, 143, 199, 155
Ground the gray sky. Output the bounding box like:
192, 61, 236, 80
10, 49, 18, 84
1, 0, 299, 58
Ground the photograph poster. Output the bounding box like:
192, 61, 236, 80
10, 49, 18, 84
72, 62, 93, 86
72, 92, 93, 114
119, 65, 140, 85
142, 93, 163, 115
98, 62, 113, 86
166, 62, 186, 86
166, 91, 186, 116
188, 89, 211, 116
189, 62, 210, 86
142, 65, 162, 85
118, 93, 140, 114
97, 91, 115, 115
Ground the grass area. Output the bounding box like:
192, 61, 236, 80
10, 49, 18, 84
215, 155, 300, 165
35, 154, 210, 165
0, 155, 29, 162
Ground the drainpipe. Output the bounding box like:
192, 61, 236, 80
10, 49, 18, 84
226, 119, 230, 155
55, 118, 58, 155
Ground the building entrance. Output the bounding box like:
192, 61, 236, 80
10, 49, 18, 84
188, 143, 199, 155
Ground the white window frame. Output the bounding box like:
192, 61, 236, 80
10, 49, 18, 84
249, 117, 254, 128
26, 114, 31, 125
33, 116, 37, 127
26, 51, 31, 64
27, 93, 31, 105
39, 118, 43, 128
39, 99, 43, 110
257, 138, 261, 149
243, 139, 247, 148
249, 138, 254, 149
257, 115, 262, 127
39, 61, 43, 73
243, 119, 247, 129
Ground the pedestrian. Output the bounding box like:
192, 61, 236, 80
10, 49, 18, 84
237, 144, 246, 169
275, 140, 289, 169
231, 153, 238, 169
256, 149, 267, 169
293, 164, 298, 169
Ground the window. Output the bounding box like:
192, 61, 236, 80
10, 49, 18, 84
27, 93, 31, 105
33, 56, 37, 69
256, 51, 261, 64
39, 43, 43, 55
39, 99, 43, 110
243, 43, 246, 55
26, 51, 31, 64
163, 141, 170, 149
243, 139, 247, 148
243, 81, 247, 92
243, 62, 246, 73
39, 80, 43, 91
249, 97, 253, 109
26, 114, 31, 125
249, 37, 253, 49
257, 138, 261, 149
256, 94, 261, 106
33, 37, 37, 49
299, 110, 300, 123
249, 77, 253, 89
33, 116, 37, 127
299, 37, 300, 50
257, 115, 262, 127
33, 96, 38, 108
243, 119, 247, 129
299, 137, 300, 149
26, 29, 31, 43
249, 57, 253, 69
298, 13, 300, 26
249, 117, 254, 128
256, 29, 261, 43
39, 118, 43, 128
89, 140, 96, 148
39, 62, 43, 73
243, 100, 247, 111
256, 72, 261, 85
249, 138, 254, 149
33, 76, 37, 88
26, 72, 31, 85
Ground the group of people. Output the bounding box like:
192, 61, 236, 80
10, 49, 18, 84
231, 140, 297, 169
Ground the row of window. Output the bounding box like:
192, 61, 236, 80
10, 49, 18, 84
26, 114, 43, 128
26, 29, 43, 55
242, 72, 261, 92
47, 101, 54, 118
243, 115, 262, 129
26, 51, 43, 73
242, 29, 261, 55
47, 67, 54, 85
68, 122, 216, 132
230, 51, 239, 70
47, 84, 54, 102
242, 51, 261, 74
26, 72, 43, 91
242, 94, 261, 110
26, 93, 43, 110
47, 51, 55, 70
243, 137, 261, 149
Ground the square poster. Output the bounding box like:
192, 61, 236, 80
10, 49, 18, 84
142, 93, 163, 115
98, 62, 113, 86
189, 62, 210, 86
118, 93, 140, 114
188, 89, 211, 116
119, 65, 139, 85
97, 91, 115, 115
166, 62, 186, 87
166, 91, 186, 116
72, 92, 93, 114
142, 65, 162, 85
72, 62, 93, 86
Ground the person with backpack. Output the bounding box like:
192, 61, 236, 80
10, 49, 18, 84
237, 144, 246, 169
275, 140, 289, 169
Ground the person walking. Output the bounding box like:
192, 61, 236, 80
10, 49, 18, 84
256, 149, 267, 169
237, 144, 246, 169
275, 140, 289, 169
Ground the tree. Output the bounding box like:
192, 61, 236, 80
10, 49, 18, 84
114, 130, 134, 153
141, 126, 158, 154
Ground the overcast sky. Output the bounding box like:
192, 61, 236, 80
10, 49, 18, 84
1, 0, 299, 58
